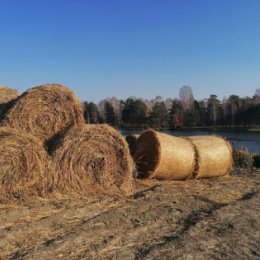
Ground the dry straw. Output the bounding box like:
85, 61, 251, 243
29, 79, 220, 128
0, 86, 19, 104
2, 83, 85, 144
125, 134, 140, 156
0, 87, 19, 121
134, 129, 195, 180
50, 124, 134, 196
187, 136, 233, 178
0, 127, 50, 200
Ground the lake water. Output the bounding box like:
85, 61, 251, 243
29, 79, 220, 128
120, 129, 260, 154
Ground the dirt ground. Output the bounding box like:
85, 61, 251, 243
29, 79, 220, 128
0, 169, 259, 260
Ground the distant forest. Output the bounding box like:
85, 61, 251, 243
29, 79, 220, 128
83, 86, 260, 129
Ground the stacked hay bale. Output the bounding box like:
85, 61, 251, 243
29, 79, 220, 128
2, 84, 85, 145
0, 127, 50, 200
50, 124, 134, 196
0, 83, 134, 199
134, 129, 195, 180
0, 86, 19, 121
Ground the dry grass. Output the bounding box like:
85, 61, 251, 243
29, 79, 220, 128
50, 124, 134, 197
0, 86, 19, 104
2, 83, 85, 144
134, 129, 195, 180
0, 169, 259, 260
187, 136, 233, 178
0, 127, 50, 201
233, 149, 254, 169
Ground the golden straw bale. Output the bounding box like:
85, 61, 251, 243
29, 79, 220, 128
50, 124, 134, 196
0, 87, 19, 121
187, 136, 233, 178
0, 127, 50, 200
2, 83, 85, 143
125, 134, 140, 156
134, 129, 195, 180
0, 86, 19, 104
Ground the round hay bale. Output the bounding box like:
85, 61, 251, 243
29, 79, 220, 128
51, 124, 134, 196
0, 127, 50, 199
0, 87, 19, 121
134, 129, 195, 180
0, 86, 19, 104
187, 136, 233, 178
125, 134, 140, 156
2, 83, 85, 143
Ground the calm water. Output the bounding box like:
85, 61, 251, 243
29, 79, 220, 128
120, 129, 260, 154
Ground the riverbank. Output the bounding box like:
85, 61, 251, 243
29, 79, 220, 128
184, 126, 260, 133
120, 126, 260, 132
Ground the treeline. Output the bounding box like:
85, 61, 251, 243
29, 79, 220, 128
83, 86, 260, 129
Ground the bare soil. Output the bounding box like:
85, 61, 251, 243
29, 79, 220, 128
0, 169, 259, 260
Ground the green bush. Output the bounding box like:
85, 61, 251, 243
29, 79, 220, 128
253, 154, 260, 168
233, 149, 254, 169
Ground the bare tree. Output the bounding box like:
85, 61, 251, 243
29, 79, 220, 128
165, 98, 173, 111
255, 89, 260, 97
207, 95, 220, 125
98, 97, 122, 121
143, 99, 153, 114
98, 99, 106, 120
109, 96, 122, 121
153, 96, 163, 103
179, 85, 194, 111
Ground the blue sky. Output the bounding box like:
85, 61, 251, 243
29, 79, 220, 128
0, 0, 260, 102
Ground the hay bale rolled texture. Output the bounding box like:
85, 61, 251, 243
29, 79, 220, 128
126, 134, 140, 156
0, 87, 19, 121
0, 127, 50, 199
3, 84, 85, 143
134, 129, 195, 180
51, 124, 134, 196
187, 136, 233, 178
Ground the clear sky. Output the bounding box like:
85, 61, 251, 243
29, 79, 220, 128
0, 0, 260, 102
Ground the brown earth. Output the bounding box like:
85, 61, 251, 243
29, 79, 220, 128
0, 169, 259, 260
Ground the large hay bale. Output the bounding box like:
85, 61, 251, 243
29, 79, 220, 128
2, 83, 85, 143
134, 129, 195, 180
0, 127, 50, 199
51, 124, 134, 196
0, 87, 19, 121
125, 134, 140, 156
187, 136, 233, 178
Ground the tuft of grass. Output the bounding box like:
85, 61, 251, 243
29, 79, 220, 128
233, 149, 254, 169
253, 154, 260, 168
